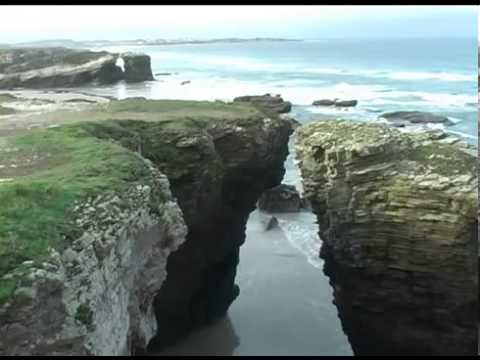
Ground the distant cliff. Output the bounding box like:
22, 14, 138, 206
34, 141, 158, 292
1, 38, 302, 49
0, 48, 154, 89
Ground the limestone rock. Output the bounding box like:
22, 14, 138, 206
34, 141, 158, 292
295, 119, 477, 356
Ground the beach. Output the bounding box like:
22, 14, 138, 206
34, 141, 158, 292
156, 209, 353, 356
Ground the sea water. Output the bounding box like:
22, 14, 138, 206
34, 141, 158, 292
87, 37, 478, 142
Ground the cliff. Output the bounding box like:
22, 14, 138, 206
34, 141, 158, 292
0, 98, 293, 355
0, 48, 153, 89
295, 120, 477, 355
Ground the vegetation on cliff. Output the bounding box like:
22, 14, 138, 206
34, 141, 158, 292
0, 98, 276, 305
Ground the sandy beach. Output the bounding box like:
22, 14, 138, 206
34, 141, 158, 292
155, 209, 353, 356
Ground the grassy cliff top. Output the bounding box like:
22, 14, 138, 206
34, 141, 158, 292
17, 98, 266, 129
0, 97, 271, 304
296, 119, 477, 178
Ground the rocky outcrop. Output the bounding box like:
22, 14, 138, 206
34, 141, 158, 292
121, 53, 154, 83
234, 94, 292, 114
334, 99, 357, 107
295, 120, 477, 355
142, 108, 293, 351
312, 99, 335, 106
257, 184, 303, 213
312, 99, 358, 107
0, 99, 293, 355
379, 111, 453, 127
0, 47, 154, 89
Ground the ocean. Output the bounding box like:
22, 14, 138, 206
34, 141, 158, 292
81, 38, 477, 355
87, 37, 478, 142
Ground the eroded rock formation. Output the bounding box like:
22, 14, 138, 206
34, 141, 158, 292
0, 47, 154, 89
0, 98, 293, 355
295, 120, 477, 355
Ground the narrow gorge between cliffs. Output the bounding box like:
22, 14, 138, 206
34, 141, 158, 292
151, 126, 354, 356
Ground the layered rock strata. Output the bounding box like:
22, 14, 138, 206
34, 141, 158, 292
295, 120, 477, 355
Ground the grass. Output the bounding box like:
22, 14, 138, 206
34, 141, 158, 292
0, 124, 156, 303
0, 98, 270, 304
12, 98, 266, 130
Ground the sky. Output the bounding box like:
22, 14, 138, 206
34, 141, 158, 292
0, 5, 477, 43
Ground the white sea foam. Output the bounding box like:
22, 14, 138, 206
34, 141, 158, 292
382, 71, 475, 82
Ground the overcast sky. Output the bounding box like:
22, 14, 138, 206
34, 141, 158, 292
0, 5, 477, 43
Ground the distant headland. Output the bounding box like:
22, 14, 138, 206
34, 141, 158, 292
0, 37, 302, 49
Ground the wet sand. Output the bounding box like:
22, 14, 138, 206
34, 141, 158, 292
155, 210, 352, 356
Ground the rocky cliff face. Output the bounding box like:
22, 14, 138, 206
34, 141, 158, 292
0, 99, 292, 355
0, 150, 187, 355
0, 48, 154, 89
295, 120, 477, 355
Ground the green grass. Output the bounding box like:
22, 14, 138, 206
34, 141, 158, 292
16, 98, 266, 129
0, 279, 16, 305
0, 106, 15, 115
0, 98, 271, 303
0, 124, 156, 302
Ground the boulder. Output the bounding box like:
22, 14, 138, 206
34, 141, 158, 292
257, 184, 302, 213
380, 111, 453, 126
233, 94, 292, 114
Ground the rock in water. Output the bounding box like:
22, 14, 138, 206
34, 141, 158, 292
334, 99, 357, 107
258, 184, 302, 213
379, 111, 453, 126
233, 94, 292, 114
121, 53, 154, 83
312, 99, 336, 106
0, 47, 154, 89
295, 120, 477, 356
263, 216, 279, 231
